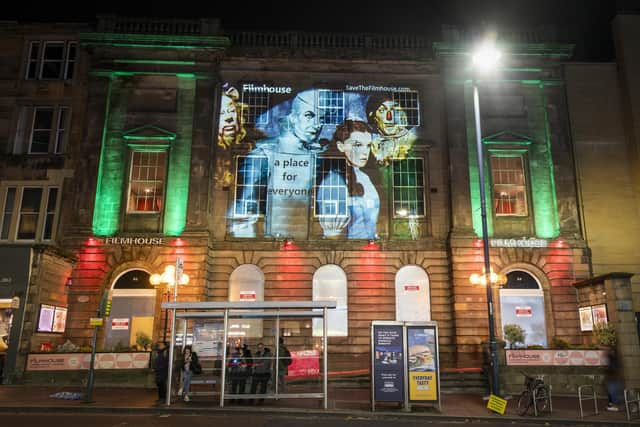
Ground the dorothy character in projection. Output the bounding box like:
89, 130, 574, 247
317, 119, 379, 239
232, 89, 327, 238
366, 94, 417, 165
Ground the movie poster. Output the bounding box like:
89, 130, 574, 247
216, 82, 423, 240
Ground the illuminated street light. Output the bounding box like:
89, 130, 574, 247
150, 258, 189, 342
470, 38, 503, 397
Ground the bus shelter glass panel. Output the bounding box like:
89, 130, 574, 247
224, 311, 324, 402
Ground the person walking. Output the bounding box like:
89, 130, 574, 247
153, 341, 169, 404
606, 344, 622, 411
178, 346, 201, 402
250, 343, 272, 404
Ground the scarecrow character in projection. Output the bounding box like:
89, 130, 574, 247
218, 85, 247, 149
366, 94, 417, 165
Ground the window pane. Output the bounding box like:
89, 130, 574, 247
41, 42, 65, 79
127, 151, 166, 212
491, 156, 528, 216
1, 187, 16, 239
42, 187, 58, 240
64, 42, 76, 80
317, 90, 344, 125
17, 188, 43, 240
54, 108, 69, 153
392, 158, 425, 217
26, 42, 40, 79
241, 91, 269, 125
30, 108, 54, 153
234, 156, 268, 216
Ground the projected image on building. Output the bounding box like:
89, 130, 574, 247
217, 83, 423, 240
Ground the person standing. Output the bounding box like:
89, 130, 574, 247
606, 345, 622, 411
250, 343, 272, 404
153, 341, 169, 404
277, 337, 292, 393
179, 346, 200, 402
228, 345, 250, 402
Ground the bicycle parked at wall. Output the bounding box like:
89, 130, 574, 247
517, 371, 552, 416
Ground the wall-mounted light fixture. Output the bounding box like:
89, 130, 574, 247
65, 276, 73, 294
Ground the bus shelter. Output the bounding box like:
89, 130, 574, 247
161, 301, 337, 408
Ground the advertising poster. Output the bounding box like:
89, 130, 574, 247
37, 304, 55, 333
287, 349, 320, 378
217, 82, 423, 241
407, 325, 439, 402
192, 321, 225, 358
579, 306, 594, 331
372, 323, 404, 402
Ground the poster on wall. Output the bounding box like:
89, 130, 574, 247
216, 82, 423, 241
407, 324, 439, 402
591, 304, 608, 325
372, 322, 405, 402
579, 306, 594, 331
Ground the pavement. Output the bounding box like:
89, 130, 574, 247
0, 382, 637, 425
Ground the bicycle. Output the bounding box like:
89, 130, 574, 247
517, 371, 551, 416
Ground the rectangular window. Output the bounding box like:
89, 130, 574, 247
127, 151, 166, 213
25, 41, 77, 80
491, 155, 528, 216
241, 91, 269, 125
1, 188, 16, 240
29, 107, 54, 154
42, 188, 59, 240
17, 188, 43, 240
1, 185, 60, 242
27, 106, 70, 154
392, 158, 425, 217
314, 157, 348, 217
234, 155, 268, 217
317, 90, 344, 125
393, 90, 420, 126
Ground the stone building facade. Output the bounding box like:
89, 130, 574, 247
1, 13, 639, 383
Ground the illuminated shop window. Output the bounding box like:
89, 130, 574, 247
312, 265, 348, 337
317, 90, 344, 125
241, 91, 269, 125
126, 151, 166, 213
314, 157, 348, 217
392, 158, 425, 218
27, 106, 70, 154
234, 155, 268, 217
0, 184, 60, 241
25, 41, 77, 80
490, 155, 528, 216
393, 90, 420, 127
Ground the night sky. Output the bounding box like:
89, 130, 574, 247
1, 0, 625, 60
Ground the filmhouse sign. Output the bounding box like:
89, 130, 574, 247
490, 238, 548, 248
103, 237, 164, 245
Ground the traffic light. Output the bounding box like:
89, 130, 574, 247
104, 299, 112, 317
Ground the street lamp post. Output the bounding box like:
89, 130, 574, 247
470, 39, 503, 397
150, 257, 189, 405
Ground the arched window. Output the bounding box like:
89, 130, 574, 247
228, 264, 264, 338
312, 265, 348, 337
105, 269, 154, 350
499, 270, 547, 347
395, 265, 431, 322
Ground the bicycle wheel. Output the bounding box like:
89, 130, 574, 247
517, 390, 532, 416
534, 385, 549, 414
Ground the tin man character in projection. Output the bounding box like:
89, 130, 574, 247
232, 89, 327, 238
